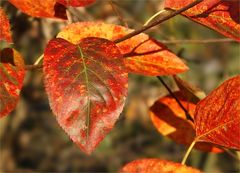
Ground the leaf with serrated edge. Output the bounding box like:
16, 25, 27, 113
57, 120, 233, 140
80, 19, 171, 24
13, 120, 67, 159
165, 0, 240, 42
0, 8, 12, 43
194, 75, 240, 150
150, 91, 221, 153
9, 0, 67, 19
0, 48, 25, 117
43, 37, 128, 154
120, 159, 202, 173
57, 22, 189, 76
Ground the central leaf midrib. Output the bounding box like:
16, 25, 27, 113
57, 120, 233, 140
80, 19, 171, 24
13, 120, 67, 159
77, 46, 91, 141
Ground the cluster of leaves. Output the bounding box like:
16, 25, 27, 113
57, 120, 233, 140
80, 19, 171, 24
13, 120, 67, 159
0, 0, 239, 172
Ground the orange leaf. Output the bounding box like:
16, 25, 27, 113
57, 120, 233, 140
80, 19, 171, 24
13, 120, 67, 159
57, 0, 95, 7
57, 22, 189, 76
43, 37, 128, 154
0, 48, 25, 117
9, 0, 67, 19
165, 0, 240, 42
0, 8, 12, 43
194, 75, 240, 150
150, 91, 222, 152
120, 159, 202, 173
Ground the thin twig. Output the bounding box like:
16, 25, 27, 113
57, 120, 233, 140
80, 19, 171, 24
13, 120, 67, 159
157, 76, 194, 122
109, 0, 128, 27
159, 38, 236, 44
24, 64, 43, 70
114, 0, 203, 43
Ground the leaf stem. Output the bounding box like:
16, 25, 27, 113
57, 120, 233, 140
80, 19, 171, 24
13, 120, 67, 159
114, 0, 203, 43
143, 9, 167, 26
157, 76, 194, 122
34, 54, 44, 65
181, 140, 196, 165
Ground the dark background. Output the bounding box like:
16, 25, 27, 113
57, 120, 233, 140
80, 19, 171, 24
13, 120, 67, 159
0, 0, 239, 172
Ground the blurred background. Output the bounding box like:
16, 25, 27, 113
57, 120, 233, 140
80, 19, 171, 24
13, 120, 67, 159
0, 0, 239, 172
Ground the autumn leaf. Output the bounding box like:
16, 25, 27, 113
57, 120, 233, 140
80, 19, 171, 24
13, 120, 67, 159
9, 0, 67, 19
120, 159, 202, 173
57, 0, 95, 7
165, 0, 240, 42
0, 48, 25, 118
57, 22, 189, 76
194, 75, 240, 150
43, 37, 128, 154
150, 91, 222, 152
174, 75, 206, 104
0, 8, 12, 43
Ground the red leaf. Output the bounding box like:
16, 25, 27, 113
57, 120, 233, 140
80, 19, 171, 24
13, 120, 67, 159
57, 22, 189, 76
57, 0, 95, 7
0, 8, 12, 43
165, 0, 240, 42
43, 37, 128, 154
0, 48, 25, 117
120, 159, 202, 173
150, 91, 222, 152
194, 75, 240, 150
9, 0, 67, 19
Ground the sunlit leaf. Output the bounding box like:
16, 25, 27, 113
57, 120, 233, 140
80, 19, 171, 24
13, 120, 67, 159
165, 0, 240, 42
0, 48, 25, 118
9, 0, 67, 19
43, 37, 128, 154
57, 22, 189, 76
195, 75, 240, 150
174, 75, 206, 104
120, 159, 202, 173
150, 91, 222, 152
0, 8, 12, 43
57, 0, 95, 7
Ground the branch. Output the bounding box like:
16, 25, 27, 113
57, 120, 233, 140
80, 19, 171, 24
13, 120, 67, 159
157, 76, 194, 122
24, 64, 43, 70
159, 38, 236, 44
114, 0, 203, 43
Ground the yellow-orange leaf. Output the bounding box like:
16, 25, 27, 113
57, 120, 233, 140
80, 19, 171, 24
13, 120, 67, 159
120, 159, 202, 173
9, 0, 67, 19
150, 91, 221, 152
195, 75, 240, 150
57, 22, 189, 76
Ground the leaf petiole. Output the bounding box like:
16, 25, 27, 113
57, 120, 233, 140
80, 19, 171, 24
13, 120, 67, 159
181, 140, 197, 165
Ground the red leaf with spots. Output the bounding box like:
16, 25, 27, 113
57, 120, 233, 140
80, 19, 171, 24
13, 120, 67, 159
57, 0, 95, 7
194, 75, 240, 150
150, 91, 222, 153
9, 0, 67, 19
0, 48, 25, 117
120, 159, 202, 173
0, 8, 12, 43
57, 22, 189, 76
43, 37, 128, 154
165, 0, 240, 42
